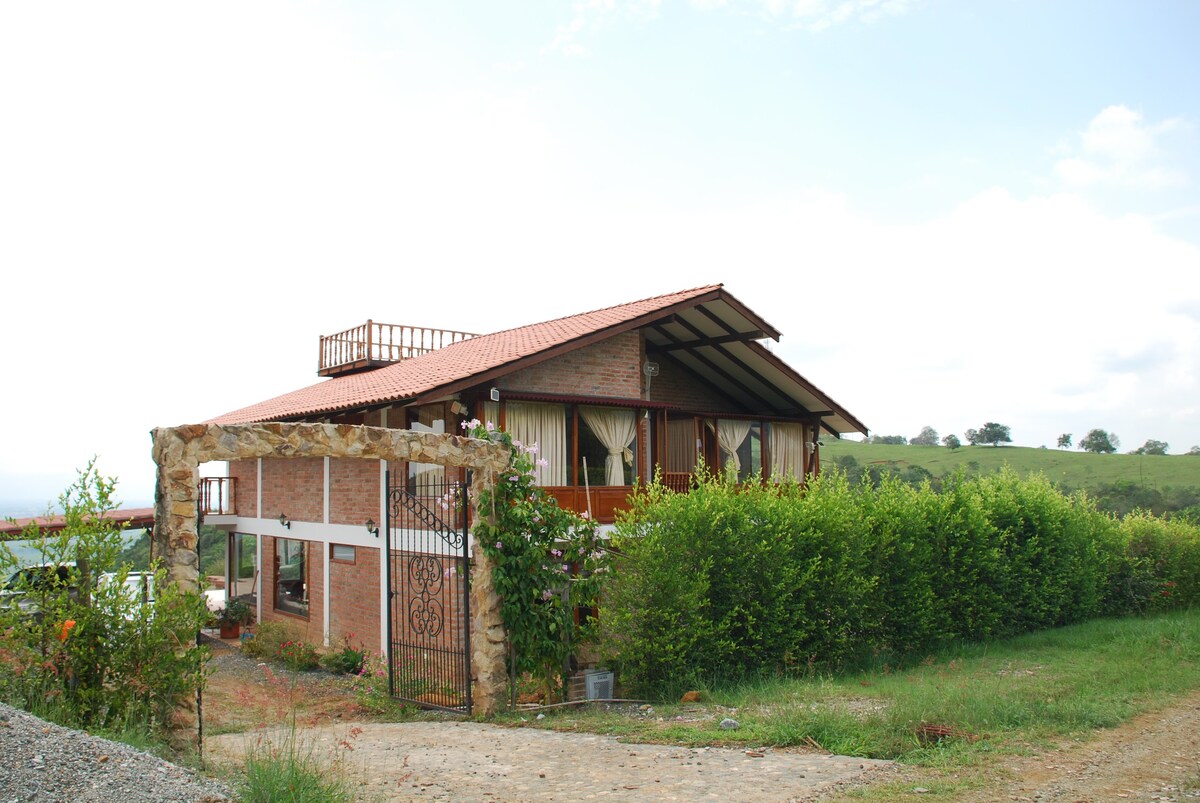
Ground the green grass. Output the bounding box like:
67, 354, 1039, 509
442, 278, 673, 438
823, 439, 1200, 493
237, 728, 357, 803
513, 608, 1200, 767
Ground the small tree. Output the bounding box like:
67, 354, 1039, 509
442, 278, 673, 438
942, 433, 961, 450
1189, 445, 1200, 456
910, 426, 939, 446
965, 428, 981, 446
1057, 433, 1072, 449
868, 434, 907, 445
1131, 439, 1169, 456
1079, 429, 1119, 454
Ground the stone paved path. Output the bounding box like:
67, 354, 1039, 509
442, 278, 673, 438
211, 720, 891, 801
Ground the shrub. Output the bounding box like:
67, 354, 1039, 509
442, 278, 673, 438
601, 466, 1200, 698
0, 461, 210, 733
320, 636, 366, 675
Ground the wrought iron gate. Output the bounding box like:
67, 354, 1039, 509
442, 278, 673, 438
384, 469, 472, 714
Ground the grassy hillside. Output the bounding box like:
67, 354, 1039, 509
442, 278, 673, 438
822, 439, 1200, 493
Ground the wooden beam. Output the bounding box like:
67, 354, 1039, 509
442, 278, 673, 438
646, 330, 768, 352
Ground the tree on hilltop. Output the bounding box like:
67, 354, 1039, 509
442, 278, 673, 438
868, 434, 908, 445
911, 426, 939, 446
967, 422, 1012, 447
1079, 429, 1119, 454
1057, 433, 1072, 449
1130, 439, 1169, 455
942, 433, 961, 450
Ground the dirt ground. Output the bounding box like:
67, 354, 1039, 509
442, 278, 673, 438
197, 638, 1200, 802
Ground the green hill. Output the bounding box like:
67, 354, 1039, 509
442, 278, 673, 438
821, 440, 1200, 516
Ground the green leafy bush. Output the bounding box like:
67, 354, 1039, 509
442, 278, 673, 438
601, 466, 1200, 698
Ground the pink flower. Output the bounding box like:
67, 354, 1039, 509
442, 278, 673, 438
495, 541, 503, 550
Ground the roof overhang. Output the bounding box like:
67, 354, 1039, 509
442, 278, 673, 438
643, 296, 867, 437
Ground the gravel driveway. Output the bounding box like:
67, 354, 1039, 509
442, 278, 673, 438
0, 703, 232, 803
208, 719, 891, 801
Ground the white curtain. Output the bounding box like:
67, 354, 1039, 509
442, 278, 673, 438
716, 419, 752, 473
483, 401, 499, 431
769, 422, 806, 481
666, 418, 695, 473
506, 402, 567, 485
579, 406, 637, 486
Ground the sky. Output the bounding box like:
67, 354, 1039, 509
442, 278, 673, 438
2, 0, 1198, 513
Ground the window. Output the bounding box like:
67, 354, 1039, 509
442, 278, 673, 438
230, 532, 257, 602
274, 538, 308, 617
578, 406, 638, 486
331, 544, 356, 563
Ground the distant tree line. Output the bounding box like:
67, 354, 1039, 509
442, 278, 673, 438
865, 425, 1197, 456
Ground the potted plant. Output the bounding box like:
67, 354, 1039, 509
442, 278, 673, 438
216, 597, 254, 639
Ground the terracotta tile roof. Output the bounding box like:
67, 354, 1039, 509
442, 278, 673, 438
207, 285, 725, 425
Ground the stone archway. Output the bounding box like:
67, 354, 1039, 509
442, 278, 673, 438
150, 421, 513, 714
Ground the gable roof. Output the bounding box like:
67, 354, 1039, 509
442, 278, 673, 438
206, 284, 867, 436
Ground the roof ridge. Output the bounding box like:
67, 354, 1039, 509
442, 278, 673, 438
475, 283, 723, 338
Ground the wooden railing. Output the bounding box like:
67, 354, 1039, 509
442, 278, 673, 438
319, 321, 478, 377
200, 477, 236, 516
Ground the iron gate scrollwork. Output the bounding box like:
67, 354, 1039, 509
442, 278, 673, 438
384, 469, 471, 714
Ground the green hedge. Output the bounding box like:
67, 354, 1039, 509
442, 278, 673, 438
600, 468, 1200, 697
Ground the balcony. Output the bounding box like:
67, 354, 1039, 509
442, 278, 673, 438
318, 321, 478, 378
200, 477, 236, 516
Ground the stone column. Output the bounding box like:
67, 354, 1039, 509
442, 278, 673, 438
468, 472, 509, 717
151, 425, 204, 591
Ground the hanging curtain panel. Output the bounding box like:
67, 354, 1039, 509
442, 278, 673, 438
769, 422, 806, 481
505, 402, 568, 486
666, 418, 696, 473
579, 406, 637, 486
482, 401, 499, 431
716, 419, 753, 473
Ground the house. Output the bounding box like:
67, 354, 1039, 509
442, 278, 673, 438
198, 284, 867, 659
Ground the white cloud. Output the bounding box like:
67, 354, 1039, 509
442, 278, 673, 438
544, 0, 917, 54
543, 0, 663, 57
1055, 105, 1188, 190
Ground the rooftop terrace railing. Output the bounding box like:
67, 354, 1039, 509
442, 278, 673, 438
318, 321, 478, 377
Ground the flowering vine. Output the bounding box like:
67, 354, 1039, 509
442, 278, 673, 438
462, 419, 609, 701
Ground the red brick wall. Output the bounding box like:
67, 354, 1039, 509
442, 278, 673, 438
328, 459, 382, 526
651, 353, 748, 413
501, 332, 643, 399
328, 544, 382, 654
229, 460, 257, 518
261, 457, 323, 524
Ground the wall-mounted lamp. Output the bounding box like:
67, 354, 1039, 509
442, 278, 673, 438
279, 513, 291, 529
489, 387, 500, 402
365, 518, 379, 537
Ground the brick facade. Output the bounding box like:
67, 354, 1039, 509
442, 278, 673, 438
328, 458, 383, 525
651, 353, 748, 413
328, 541, 382, 652
262, 457, 323, 524
229, 459, 257, 518
500, 332, 644, 399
